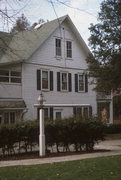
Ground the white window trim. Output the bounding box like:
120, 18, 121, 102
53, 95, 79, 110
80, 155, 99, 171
78, 73, 85, 92
75, 107, 90, 118
66, 40, 72, 59
55, 38, 62, 58
0, 69, 21, 84
41, 69, 50, 91
54, 109, 63, 120
60, 72, 68, 92
3, 111, 16, 124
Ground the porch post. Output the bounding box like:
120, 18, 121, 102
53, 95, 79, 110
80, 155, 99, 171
39, 108, 45, 156
109, 100, 113, 124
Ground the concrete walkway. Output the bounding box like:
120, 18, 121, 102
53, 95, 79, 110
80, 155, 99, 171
0, 140, 121, 167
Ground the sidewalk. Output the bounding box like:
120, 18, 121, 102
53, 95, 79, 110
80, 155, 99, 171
0, 140, 121, 167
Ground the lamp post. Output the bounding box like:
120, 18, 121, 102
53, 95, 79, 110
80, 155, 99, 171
38, 92, 45, 157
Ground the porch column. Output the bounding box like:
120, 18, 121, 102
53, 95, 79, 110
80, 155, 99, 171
109, 95, 113, 124
39, 108, 45, 156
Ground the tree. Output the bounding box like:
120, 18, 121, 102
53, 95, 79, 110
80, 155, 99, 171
11, 14, 30, 33
113, 95, 121, 120
87, 0, 121, 92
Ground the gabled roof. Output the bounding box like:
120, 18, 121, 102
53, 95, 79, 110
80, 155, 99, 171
0, 15, 90, 65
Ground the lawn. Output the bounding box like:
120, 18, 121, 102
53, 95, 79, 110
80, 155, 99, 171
105, 133, 121, 140
0, 155, 121, 180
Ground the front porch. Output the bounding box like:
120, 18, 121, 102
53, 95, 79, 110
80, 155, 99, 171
96, 92, 113, 124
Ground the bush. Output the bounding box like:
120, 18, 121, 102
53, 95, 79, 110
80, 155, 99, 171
0, 117, 105, 156
104, 124, 121, 134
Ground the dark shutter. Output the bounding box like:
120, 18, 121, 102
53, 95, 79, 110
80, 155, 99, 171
57, 72, 60, 91
37, 69, 41, 90
50, 107, 53, 120
37, 108, 40, 120
73, 107, 77, 116
85, 74, 88, 92
75, 74, 78, 92
89, 106, 92, 117
68, 73, 72, 92
50, 71, 53, 91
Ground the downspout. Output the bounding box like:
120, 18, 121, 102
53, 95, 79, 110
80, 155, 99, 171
21, 108, 28, 121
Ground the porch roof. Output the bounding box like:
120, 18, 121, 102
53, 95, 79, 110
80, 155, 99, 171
0, 100, 26, 109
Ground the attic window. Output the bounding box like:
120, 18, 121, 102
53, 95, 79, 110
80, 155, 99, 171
66, 41, 72, 58
55, 38, 61, 57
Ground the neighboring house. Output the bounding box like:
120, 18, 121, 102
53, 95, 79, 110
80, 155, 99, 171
0, 15, 113, 124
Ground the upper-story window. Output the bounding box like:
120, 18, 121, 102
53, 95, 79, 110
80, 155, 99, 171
42, 70, 49, 90
57, 72, 72, 92
37, 69, 53, 91
55, 38, 61, 57
0, 70, 21, 83
75, 73, 88, 93
78, 74, 85, 92
66, 41, 72, 58
61, 72, 68, 91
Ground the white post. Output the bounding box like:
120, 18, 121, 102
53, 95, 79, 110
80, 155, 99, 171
110, 100, 113, 124
39, 108, 45, 156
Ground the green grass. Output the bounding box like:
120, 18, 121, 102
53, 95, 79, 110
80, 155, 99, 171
105, 133, 121, 140
0, 155, 121, 180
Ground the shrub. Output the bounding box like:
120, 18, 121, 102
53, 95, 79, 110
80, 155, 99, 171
0, 117, 105, 156
104, 124, 121, 134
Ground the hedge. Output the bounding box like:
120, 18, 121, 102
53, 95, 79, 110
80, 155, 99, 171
104, 124, 121, 134
0, 117, 105, 156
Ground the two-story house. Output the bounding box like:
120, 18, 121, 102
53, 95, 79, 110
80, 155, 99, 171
0, 15, 113, 124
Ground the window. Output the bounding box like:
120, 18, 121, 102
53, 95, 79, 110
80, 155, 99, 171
56, 112, 62, 119
73, 106, 92, 118
11, 71, 21, 83
42, 70, 49, 90
66, 41, 72, 58
77, 107, 82, 117
0, 70, 9, 82
38, 107, 53, 120
0, 70, 21, 83
78, 74, 85, 92
83, 107, 89, 118
3, 112, 16, 124
56, 38, 61, 56
75, 73, 88, 92
61, 72, 68, 91
57, 72, 72, 92
37, 70, 53, 91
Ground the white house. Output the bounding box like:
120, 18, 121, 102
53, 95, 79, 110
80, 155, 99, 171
0, 15, 113, 124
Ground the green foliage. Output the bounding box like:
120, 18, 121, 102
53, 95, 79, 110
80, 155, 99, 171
104, 124, 121, 134
87, 0, 121, 92
0, 117, 105, 156
113, 95, 121, 120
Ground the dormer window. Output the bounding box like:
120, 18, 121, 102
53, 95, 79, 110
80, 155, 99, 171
55, 38, 61, 57
66, 41, 72, 58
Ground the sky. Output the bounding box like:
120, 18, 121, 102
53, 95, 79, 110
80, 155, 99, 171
0, 0, 104, 46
